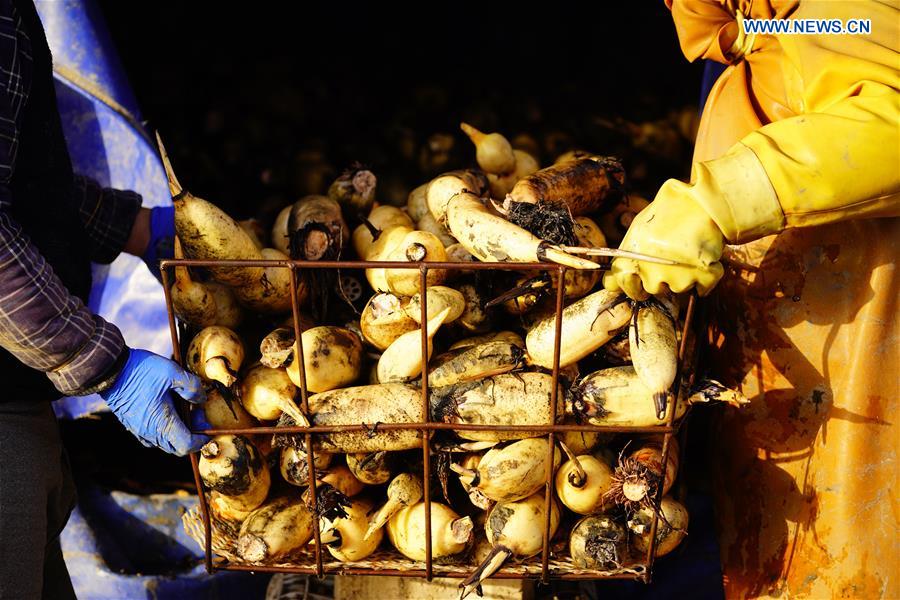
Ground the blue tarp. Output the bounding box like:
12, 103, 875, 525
62, 484, 268, 600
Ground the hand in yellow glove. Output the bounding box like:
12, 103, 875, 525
603, 180, 726, 300
604, 143, 787, 299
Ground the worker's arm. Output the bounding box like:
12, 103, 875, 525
72, 175, 174, 279
0, 209, 129, 394
607, 1, 899, 299
0, 202, 204, 452
693, 96, 899, 242
0, 4, 205, 454
72, 175, 142, 264
0, 38, 125, 396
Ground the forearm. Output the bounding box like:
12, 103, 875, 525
740, 93, 900, 227
73, 175, 143, 263
124, 207, 151, 256
0, 209, 127, 395
691, 92, 900, 244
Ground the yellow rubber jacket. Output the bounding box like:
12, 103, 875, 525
668, 0, 899, 597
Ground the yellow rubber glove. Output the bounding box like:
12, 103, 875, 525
602, 182, 727, 300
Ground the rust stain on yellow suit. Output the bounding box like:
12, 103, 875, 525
711, 222, 897, 599
667, 0, 899, 597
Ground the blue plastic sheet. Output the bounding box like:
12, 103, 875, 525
62, 484, 269, 600
35, 0, 173, 419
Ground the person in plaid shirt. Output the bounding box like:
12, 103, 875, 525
0, 2, 208, 597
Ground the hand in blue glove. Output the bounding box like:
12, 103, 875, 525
142, 205, 175, 282
100, 348, 209, 456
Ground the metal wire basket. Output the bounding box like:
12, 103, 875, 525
163, 258, 698, 585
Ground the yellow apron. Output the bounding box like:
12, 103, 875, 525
667, 1, 899, 597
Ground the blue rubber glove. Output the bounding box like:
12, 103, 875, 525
100, 348, 209, 456
143, 205, 175, 282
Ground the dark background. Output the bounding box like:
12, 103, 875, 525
96, 2, 703, 221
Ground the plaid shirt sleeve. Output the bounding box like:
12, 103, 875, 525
73, 175, 143, 264
0, 4, 126, 396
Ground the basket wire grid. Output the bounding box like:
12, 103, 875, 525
161, 258, 696, 584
